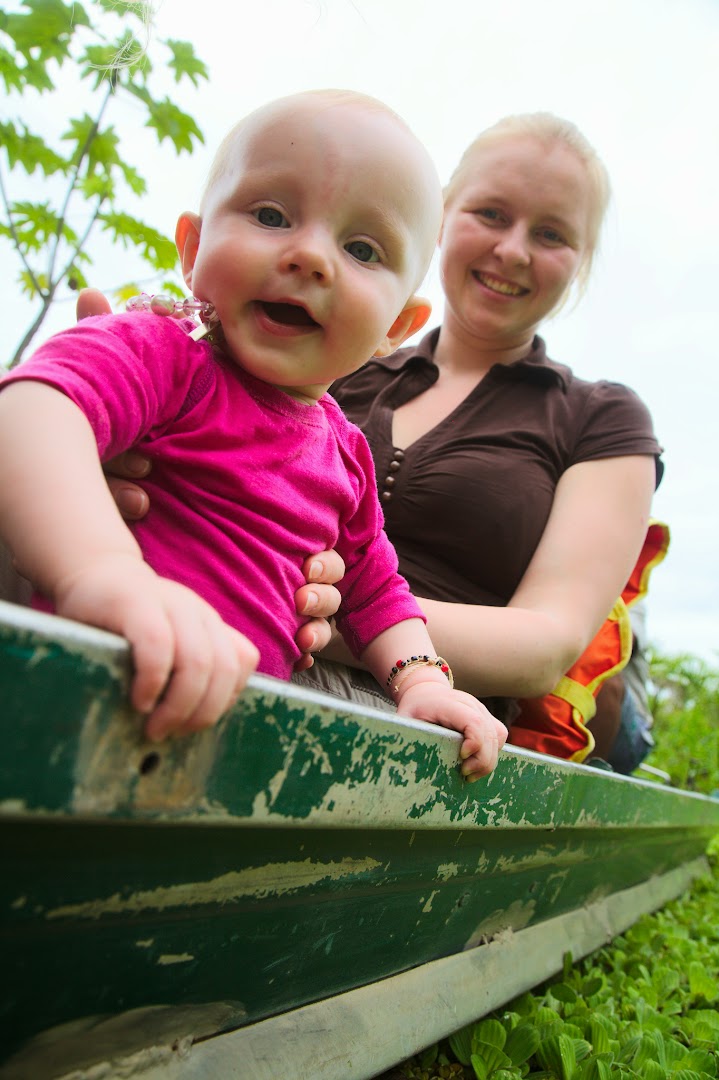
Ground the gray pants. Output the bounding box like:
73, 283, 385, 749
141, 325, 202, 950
291, 658, 397, 714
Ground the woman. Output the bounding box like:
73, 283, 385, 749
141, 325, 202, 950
11, 112, 663, 765
295, 114, 662, 762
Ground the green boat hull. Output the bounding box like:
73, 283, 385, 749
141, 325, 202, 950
1, 600, 718, 1078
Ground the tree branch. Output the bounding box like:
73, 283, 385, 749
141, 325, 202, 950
45, 80, 115, 288
0, 166, 44, 297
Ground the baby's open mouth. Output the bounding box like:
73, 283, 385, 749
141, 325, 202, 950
259, 302, 319, 327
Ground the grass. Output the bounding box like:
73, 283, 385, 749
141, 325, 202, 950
386, 653, 719, 1080
643, 650, 719, 795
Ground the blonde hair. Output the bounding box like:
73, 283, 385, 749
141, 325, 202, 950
444, 112, 611, 303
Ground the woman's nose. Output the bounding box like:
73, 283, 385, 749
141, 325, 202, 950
280, 229, 334, 283
494, 224, 531, 266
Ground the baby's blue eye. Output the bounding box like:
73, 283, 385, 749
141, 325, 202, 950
345, 240, 379, 263
254, 207, 289, 228
477, 208, 503, 223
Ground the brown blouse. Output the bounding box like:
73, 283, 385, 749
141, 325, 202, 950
330, 328, 663, 609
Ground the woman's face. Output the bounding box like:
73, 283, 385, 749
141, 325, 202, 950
439, 136, 592, 351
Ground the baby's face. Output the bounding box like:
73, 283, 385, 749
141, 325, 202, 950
181, 100, 441, 401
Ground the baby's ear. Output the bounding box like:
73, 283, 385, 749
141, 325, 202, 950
175, 213, 202, 289
373, 297, 432, 358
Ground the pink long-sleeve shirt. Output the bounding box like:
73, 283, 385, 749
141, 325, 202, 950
3, 313, 422, 678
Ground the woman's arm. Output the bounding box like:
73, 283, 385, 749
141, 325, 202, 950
418, 454, 656, 697
324, 454, 656, 699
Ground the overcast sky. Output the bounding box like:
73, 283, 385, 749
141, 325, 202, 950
2, 0, 717, 659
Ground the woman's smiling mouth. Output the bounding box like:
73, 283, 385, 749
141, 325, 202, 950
473, 271, 529, 297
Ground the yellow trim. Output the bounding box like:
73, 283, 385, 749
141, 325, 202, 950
625, 518, 671, 609
553, 677, 596, 720
552, 598, 633, 764
515, 521, 670, 765
569, 722, 595, 763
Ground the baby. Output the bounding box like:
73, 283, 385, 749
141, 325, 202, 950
0, 90, 507, 777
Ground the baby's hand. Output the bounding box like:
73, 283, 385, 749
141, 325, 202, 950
54, 556, 259, 741
396, 681, 508, 781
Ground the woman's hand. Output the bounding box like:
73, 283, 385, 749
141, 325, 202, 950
76, 287, 112, 321
294, 551, 344, 669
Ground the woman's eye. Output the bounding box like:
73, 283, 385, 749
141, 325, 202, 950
254, 206, 289, 228
345, 240, 379, 264
537, 227, 564, 245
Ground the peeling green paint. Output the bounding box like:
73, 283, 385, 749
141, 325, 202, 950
2, 603, 719, 1067
44, 856, 383, 920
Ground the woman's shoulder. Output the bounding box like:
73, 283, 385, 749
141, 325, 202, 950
530, 340, 663, 474
530, 339, 651, 416
562, 370, 655, 430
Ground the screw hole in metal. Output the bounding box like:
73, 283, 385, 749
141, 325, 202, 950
139, 751, 161, 776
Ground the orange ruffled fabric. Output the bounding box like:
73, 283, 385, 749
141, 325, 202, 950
508, 520, 670, 762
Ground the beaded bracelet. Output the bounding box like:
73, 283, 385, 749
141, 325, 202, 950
385, 655, 454, 694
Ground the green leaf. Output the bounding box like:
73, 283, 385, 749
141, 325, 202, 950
573, 1039, 593, 1064
536, 1034, 577, 1080
158, 279, 184, 299
507, 994, 538, 1018
8, 200, 73, 250
651, 966, 680, 998
118, 163, 146, 196
142, 97, 204, 154
689, 1009, 719, 1032
578, 1056, 613, 1080
680, 1050, 717, 1076
504, 1024, 540, 1066
0, 44, 34, 92
4, 0, 88, 64
163, 38, 209, 87
419, 1042, 438, 1069
0, 121, 67, 176
664, 1038, 694, 1068
641, 1063, 668, 1080
18, 267, 49, 298
587, 1018, 611, 1055
581, 977, 604, 999
1, 0, 206, 360
471, 1044, 512, 1076
688, 961, 719, 1002
95, 0, 147, 19
633, 1032, 671, 1071
81, 28, 150, 82
449, 1024, 474, 1066
472, 1052, 489, 1080
98, 212, 178, 270
687, 1019, 719, 1044
474, 1020, 507, 1051
62, 116, 120, 171
536, 1007, 563, 1026
551, 984, 578, 1005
